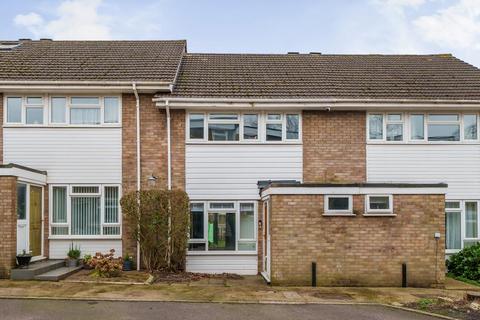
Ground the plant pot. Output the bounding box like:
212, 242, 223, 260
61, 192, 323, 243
66, 258, 78, 268
123, 260, 133, 271
16, 255, 32, 268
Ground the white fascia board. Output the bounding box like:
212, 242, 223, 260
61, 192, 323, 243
0, 167, 47, 185
261, 186, 447, 197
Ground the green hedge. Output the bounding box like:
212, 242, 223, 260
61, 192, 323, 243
446, 243, 480, 281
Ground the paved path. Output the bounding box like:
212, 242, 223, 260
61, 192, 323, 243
0, 299, 442, 320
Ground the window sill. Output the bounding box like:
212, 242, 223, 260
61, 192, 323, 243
322, 213, 356, 217
363, 213, 396, 217
4, 124, 122, 128
186, 141, 302, 145
187, 251, 257, 256
49, 236, 122, 240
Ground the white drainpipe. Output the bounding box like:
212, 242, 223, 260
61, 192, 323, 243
132, 82, 141, 271
166, 100, 172, 191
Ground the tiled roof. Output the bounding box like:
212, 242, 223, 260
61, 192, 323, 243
167, 53, 480, 100
0, 40, 186, 83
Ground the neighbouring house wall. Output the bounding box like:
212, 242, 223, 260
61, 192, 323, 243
49, 240, 122, 259
268, 193, 445, 287
0, 176, 17, 278
303, 111, 366, 183
0, 93, 3, 164
121, 93, 185, 258
186, 144, 303, 200
367, 144, 480, 200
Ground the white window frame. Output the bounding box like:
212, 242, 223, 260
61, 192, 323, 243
187, 200, 257, 255
24, 96, 46, 126
364, 194, 394, 215
323, 195, 353, 215
367, 112, 479, 144
186, 111, 301, 144
4, 94, 122, 127
49, 184, 122, 239
385, 113, 404, 142
445, 200, 480, 254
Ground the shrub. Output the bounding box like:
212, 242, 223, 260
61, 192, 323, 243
87, 249, 123, 277
83, 254, 92, 264
121, 189, 190, 273
446, 243, 480, 281
67, 243, 81, 259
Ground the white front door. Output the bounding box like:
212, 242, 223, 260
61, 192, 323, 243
16, 183, 28, 254
261, 200, 271, 282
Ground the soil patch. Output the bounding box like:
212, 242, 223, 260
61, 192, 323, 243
405, 297, 480, 320
153, 271, 243, 283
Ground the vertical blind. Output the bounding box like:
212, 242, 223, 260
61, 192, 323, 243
71, 197, 101, 235
52, 187, 67, 223
104, 186, 119, 223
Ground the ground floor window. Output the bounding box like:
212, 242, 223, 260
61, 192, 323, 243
50, 184, 121, 237
188, 201, 257, 253
446, 200, 480, 252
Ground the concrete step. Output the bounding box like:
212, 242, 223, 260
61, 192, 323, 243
11, 260, 65, 280
34, 266, 82, 281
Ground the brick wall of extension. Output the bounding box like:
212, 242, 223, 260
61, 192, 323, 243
0, 176, 17, 278
267, 193, 446, 287
121, 93, 186, 258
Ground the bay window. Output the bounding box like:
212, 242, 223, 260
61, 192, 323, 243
50, 184, 121, 237
188, 201, 257, 253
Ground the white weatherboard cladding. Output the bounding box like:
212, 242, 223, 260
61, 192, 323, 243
186, 255, 257, 275
49, 240, 122, 259
4, 128, 122, 184
186, 144, 303, 200
367, 144, 480, 199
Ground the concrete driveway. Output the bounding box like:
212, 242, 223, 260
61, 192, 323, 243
0, 299, 442, 320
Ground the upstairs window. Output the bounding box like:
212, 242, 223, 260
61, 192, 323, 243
427, 114, 460, 141
386, 114, 403, 141
243, 114, 259, 140
70, 97, 101, 125
410, 114, 425, 140
6, 97, 22, 123
368, 114, 383, 140
208, 113, 240, 141
464, 114, 478, 140
25, 97, 44, 125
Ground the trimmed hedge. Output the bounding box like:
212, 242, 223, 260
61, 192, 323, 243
446, 243, 480, 281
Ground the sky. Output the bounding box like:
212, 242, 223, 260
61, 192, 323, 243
0, 0, 479, 67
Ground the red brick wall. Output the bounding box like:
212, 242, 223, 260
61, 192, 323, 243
268, 193, 445, 287
303, 111, 366, 183
121, 93, 185, 258
0, 176, 17, 278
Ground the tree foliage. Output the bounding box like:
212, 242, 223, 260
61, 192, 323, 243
121, 189, 190, 273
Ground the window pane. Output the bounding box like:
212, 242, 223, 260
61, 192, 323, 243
71, 97, 100, 105
328, 197, 350, 211
52, 226, 69, 235
429, 114, 459, 121
70, 108, 100, 125
368, 114, 383, 140
26, 97, 43, 105
71, 197, 101, 235
240, 203, 255, 239
103, 226, 120, 235
26, 107, 43, 124
446, 201, 461, 209
386, 124, 403, 141
52, 187, 67, 223
243, 114, 258, 140
7, 97, 22, 123
266, 123, 282, 141
104, 97, 119, 124
209, 113, 238, 120
369, 196, 390, 210
464, 114, 477, 140
208, 123, 239, 141
16, 184, 27, 220
190, 203, 204, 239
210, 202, 235, 209
189, 243, 206, 251
267, 114, 281, 121
465, 202, 478, 238
387, 114, 402, 121
286, 114, 299, 140
428, 124, 460, 141
51, 98, 66, 123
446, 211, 461, 250
208, 212, 236, 250
189, 114, 204, 139
238, 242, 256, 251
72, 186, 99, 194
104, 186, 119, 223
410, 114, 424, 140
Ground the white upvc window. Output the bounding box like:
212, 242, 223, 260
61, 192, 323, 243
187, 112, 301, 143
324, 195, 353, 215
50, 184, 121, 238
365, 195, 394, 215
427, 114, 461, 142
188, 200, 257, 253
367, 113, 404, 142
386, 114, 403, 141
4, 95, 121, 126
445, 200, 480, 254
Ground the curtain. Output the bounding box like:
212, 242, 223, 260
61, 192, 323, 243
70, 108, 100, 125
446, 211, 461, 249
465, 202, 478, 238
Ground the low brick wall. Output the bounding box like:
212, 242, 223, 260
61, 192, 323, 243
268, 193, 445, 287
0, 176, 17, 278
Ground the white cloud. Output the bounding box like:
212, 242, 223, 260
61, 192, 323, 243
14, 0, 111, 40
414, 0, 480, 49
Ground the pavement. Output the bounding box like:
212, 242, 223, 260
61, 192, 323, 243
0, 299, 443, 320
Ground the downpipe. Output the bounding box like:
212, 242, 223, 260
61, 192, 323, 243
133, 82, 141, 271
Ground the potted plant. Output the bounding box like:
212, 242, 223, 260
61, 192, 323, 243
66, 243, 81, 267
123, 254, 134, 271
16, 250, 32, 268
82, 254, 93, 270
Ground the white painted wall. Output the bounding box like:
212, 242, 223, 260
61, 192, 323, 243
49, 240, 122, 259
186, 144, 303, 200
186, 255, 258, 275
367, 144, 480, 199
4, 128, 122, 184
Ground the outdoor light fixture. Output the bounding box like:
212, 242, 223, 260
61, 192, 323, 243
147, 174, 158, 186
